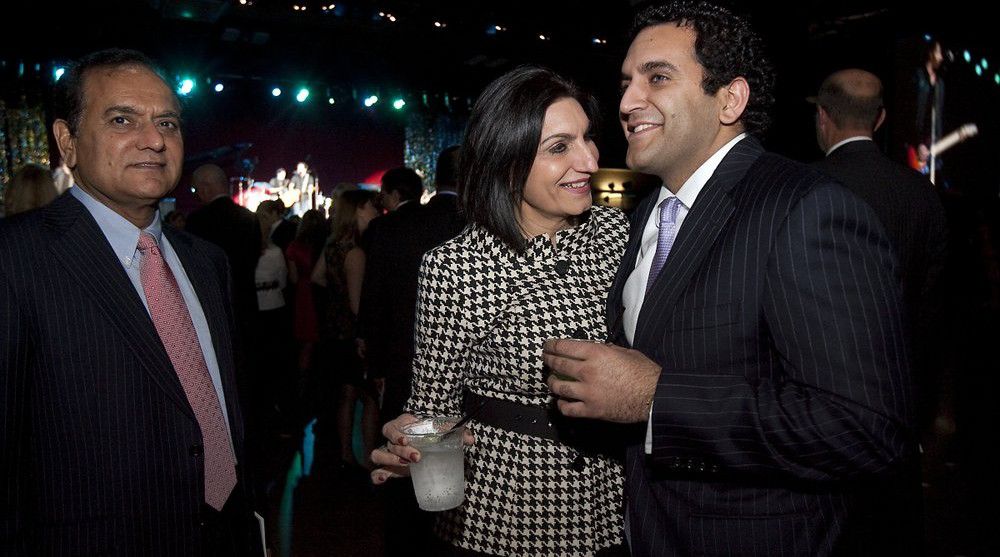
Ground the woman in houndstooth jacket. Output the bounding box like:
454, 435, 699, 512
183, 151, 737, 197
370, 66, 632, 556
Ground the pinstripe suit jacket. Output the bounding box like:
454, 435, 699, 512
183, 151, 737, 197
0, 193, 255, 555
607, 137, 915, 556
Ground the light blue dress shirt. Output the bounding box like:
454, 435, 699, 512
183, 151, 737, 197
70, 186, 234, 441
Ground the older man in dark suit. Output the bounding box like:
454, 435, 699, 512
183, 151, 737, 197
186, 163, 261, 328
1, 49, 259, 555
545, 3, 914, 556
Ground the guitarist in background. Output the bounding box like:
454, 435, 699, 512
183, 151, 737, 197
905, 40, 978, 187
913, 40, 946, 172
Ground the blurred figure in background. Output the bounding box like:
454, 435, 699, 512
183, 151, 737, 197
285, 209, 328, 415
187, 163, 261, 327
163, 209, 186, 230
4, 163, 59, 217
312, 189, 381, 470
424, 145, 467, 239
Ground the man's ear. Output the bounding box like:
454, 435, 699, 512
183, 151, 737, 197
53, 120, 77, 169
873, 107, 886, 133
719, 77, 750, 125
816, 106, 829, 130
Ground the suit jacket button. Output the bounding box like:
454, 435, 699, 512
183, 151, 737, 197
555, 260, 570, 276
190, 444, 204, 457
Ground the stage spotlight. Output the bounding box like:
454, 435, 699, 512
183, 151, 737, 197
272, 87, 282, 97
214, 83, 224, 92
296, 88, 310, 102
364, 95, 379, 107
392, 98, 406, 110
177, 78, 195, 96
53, 67, 66, 81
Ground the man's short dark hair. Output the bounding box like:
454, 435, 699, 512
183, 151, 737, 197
381, 167, 423, 201
631, 1, 775, 136
459, 65, 598, 253
55, 48, 173, 135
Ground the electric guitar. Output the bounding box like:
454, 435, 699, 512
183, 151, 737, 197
907, 123, 979, 174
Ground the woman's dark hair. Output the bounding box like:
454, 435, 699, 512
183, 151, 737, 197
55, 48, 173, 135
459, 65, 598, 253
631, 1, 775, 136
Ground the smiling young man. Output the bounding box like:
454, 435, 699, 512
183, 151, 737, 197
1, 49, 260, 555
544, 2, 915, 555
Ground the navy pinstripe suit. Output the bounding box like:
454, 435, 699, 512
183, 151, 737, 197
608, 137, 915, 556
1, 193, 257, 555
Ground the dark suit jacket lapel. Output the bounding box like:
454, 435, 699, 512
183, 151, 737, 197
164, 227, 244, 445
634, 137, 764, 344
607, 191, 659, 342
44, 195, 194, 418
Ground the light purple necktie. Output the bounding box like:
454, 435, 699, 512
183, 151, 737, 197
646, 196, 682, 293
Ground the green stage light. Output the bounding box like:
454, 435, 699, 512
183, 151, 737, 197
177, 78, 195, 96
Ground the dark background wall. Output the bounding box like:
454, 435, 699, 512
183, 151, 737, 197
1, 1, 992, 198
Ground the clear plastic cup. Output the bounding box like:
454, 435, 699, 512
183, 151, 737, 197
402, 416, 466, 512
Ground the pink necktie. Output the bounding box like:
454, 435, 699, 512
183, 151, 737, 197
138, 232, 237, 510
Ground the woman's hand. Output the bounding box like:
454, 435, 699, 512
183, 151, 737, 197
370, 412, 476, 484
370, 413, 420, 484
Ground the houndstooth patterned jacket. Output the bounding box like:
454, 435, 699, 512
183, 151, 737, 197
405, 205, 630, 556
